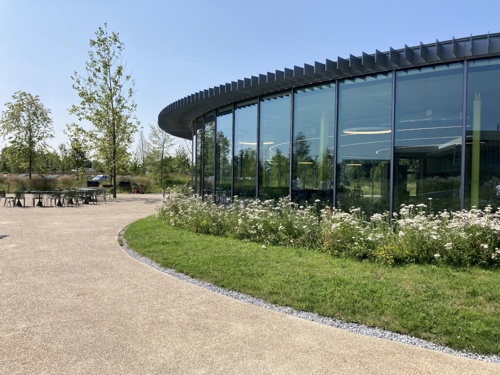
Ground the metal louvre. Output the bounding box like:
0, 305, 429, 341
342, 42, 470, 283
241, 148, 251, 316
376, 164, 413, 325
159, 33, 500, 139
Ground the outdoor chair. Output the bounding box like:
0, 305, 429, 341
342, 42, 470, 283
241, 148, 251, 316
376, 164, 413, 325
0, 190, 5, 205
43, 193, 54, 206
13, 192, 25, 207
64, 190, 79, 207
104, 187, 114, 201
96, 188, 106, 203
89, 189, 98, 204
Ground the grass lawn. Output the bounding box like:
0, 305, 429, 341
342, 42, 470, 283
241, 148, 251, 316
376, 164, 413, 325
124, 216, 500, 356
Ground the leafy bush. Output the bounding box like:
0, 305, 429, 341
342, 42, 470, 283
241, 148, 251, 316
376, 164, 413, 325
29, 175, 56, 190
130, 176, 153, 192
157, 191, 500, 268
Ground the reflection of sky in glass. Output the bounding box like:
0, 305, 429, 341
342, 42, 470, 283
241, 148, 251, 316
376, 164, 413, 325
395, 63, 463, 153
260, 93, 291, 156
234, 101, 257, 155
338, 74, 392, 161
294, 84, 335, 164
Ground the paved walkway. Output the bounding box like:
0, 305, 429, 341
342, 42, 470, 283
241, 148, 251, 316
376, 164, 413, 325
0, 194, 498, 374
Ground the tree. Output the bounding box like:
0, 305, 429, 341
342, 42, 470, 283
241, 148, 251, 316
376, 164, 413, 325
65, 123, 90, 180
70, 23, 139, 197
148, 122, 174, 187
135, 129, 149, 175
0, 91, 54, 179
57, 143, 70, 174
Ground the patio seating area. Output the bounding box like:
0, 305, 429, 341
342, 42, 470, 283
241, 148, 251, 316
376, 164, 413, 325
0, 187, 113, 207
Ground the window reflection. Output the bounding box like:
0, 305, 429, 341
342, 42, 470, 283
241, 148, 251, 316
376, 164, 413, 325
466, 58, 500, 209
259, 93, 291, 199
234, 101, 257, 198
293, 84, 335, 205
216, 107, 232, 203
203, 114, 215, 200
194, 118, 203, 196
395, 64, 463, 211
337, 74, 392, 215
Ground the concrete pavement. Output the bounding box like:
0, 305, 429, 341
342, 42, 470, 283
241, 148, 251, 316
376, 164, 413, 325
0, 193, 498, 374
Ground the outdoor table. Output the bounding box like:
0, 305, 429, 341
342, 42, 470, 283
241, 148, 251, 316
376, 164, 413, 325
28, 190, 64, 207
52, 191, 64, 207
30, 191, 45, 207
77, 188, 97, 204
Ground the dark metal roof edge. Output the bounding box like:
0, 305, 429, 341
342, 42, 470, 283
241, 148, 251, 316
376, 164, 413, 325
159, 32, 500, 139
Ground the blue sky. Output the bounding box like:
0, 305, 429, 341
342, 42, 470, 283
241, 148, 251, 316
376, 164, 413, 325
1, 0, 499, 152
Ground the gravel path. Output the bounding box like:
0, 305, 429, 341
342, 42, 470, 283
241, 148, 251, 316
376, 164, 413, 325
1, 193, 498, 374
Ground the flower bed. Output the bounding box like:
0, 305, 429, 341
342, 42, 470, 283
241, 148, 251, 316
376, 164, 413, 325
157, 191, 500, 268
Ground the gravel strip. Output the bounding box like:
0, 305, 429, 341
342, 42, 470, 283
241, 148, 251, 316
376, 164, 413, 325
119, 227, 500, 365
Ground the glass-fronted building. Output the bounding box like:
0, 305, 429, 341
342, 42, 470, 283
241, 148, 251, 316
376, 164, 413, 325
159, 34, 500, 215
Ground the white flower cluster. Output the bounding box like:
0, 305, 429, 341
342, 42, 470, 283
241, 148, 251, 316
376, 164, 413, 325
156, 191, 500, 267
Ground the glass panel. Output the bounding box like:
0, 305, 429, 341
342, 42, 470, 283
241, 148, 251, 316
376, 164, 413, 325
293, 83, 335, 206
466, 58, 500, 210
233, 101, 257, 198
216, 107, 232, 203
337, 74, 392, 215
395, 63, 463, 212
194, 118, 203, 196
259, 93, 291, 199
203, 114, 215, 199
192, 131, 197, 194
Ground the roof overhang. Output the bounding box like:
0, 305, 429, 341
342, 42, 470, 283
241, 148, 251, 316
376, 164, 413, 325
159, 33, 500, 140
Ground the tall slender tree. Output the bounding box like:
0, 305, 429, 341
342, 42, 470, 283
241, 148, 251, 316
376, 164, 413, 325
148, 122, 174, 188
135, 129, 149, 175
0, 91, 54, 179
65, 123, 90, 181
70, 23, 139, 197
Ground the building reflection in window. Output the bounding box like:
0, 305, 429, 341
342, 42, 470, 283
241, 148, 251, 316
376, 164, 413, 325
466, 58, 500, 210
259, 93, 291, 199
292, 84, 335, 206
337, 74, 392, 215
394, 63, 464, 212
233, 101, 257, 199
194, 118, 203, 196
216, 107, 232, 203
203, 114, 215, 200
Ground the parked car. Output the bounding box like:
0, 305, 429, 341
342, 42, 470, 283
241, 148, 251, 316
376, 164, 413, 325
92, 175, 108, 181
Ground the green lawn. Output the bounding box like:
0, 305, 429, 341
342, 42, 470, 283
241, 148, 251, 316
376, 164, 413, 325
124, 216, 500, 356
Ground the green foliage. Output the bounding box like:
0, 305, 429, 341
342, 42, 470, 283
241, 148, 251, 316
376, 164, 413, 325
157, 193, 500, 269
0, 91, 54, 179
69, 23, 139, 197
29, 175, 56, 190
130, 175, 153, 192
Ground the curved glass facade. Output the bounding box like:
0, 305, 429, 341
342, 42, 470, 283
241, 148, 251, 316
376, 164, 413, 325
190, 57, 500, 214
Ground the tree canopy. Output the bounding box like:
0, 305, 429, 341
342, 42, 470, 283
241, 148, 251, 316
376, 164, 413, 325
0, 91, 54, 179
69, 23, 139, 197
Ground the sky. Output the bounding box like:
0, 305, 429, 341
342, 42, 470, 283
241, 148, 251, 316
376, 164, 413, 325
1, 0, 500, 153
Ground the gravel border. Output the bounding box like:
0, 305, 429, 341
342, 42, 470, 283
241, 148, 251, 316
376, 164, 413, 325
119, 227, 500, 365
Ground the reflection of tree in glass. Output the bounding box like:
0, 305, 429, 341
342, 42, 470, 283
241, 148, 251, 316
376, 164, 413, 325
294, 133, 315, 189
294, 133, 312, 162
268, 149, 290, 187
203, 121, 215, 190
216, 130, 231, 188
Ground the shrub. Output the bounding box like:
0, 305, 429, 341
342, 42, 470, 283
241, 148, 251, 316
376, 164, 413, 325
29, 175, 56, 191
156, 190, 500, 269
